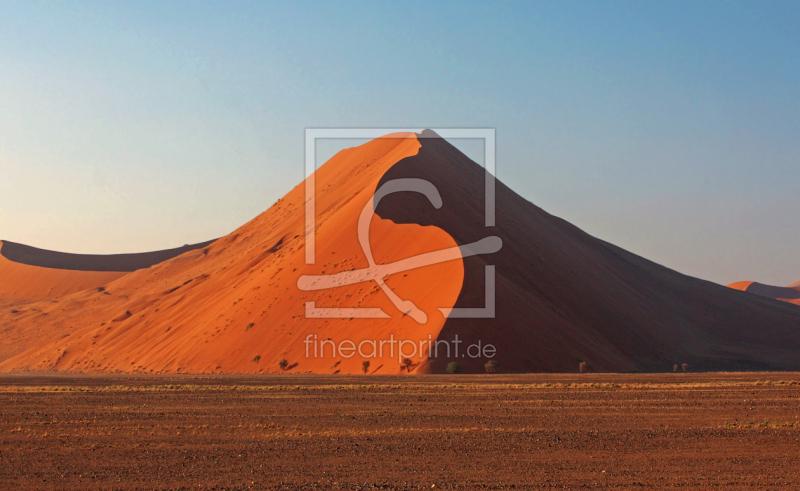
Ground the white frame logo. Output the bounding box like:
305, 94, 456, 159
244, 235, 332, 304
299, 128, 499, 323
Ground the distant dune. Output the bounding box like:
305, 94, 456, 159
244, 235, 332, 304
2, 131, 800, 375
0, 239, 216, 272
0, 239, 215, 304
728, 281, 800, 306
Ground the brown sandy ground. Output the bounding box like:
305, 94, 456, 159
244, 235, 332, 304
1, 373, 799, 490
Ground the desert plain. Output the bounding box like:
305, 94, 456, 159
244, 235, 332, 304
1, 372, 799, 490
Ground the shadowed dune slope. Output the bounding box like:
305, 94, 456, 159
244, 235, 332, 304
728, 281, 800, 306
375, 130, 800, 373
2, 131, 799, 374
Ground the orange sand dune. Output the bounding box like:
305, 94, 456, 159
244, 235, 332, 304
2, 131, 800, 374
0, 134, 462, 374
727, 281, 755, 292
727, 281, 800, 306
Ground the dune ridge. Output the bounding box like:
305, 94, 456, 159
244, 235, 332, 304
0, 239, 216, 272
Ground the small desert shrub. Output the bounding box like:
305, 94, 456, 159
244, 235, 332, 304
245, 323, 255, 331
579, 361, 591, 374
673, 364, 679, 373
279, 359, 288, 371
682, 363, 690, 372
252, 355, 261, 363
446, 362, 463, 374
400, 358, 413, 372
362, 360, 370, 374
485, 360, 500, 373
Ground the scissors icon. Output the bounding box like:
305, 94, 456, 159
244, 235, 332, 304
297, 178, 502, 324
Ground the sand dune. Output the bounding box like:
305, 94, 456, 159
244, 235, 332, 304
2, 131, 800, 374
728, 281, 800, 306
0, 134, 461, 374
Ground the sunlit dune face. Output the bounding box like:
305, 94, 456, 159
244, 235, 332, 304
727, 281, 754, 292
0, 133, 467, 375
289, 206, 464, 374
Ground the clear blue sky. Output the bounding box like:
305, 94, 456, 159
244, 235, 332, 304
1, 1, 798, 286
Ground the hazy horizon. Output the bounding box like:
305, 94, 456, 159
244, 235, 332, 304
1, 1, 798, 286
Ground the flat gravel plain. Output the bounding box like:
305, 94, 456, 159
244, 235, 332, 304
1, 373, 799, 489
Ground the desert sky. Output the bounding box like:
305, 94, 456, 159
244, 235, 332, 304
1, 1, 799, 285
